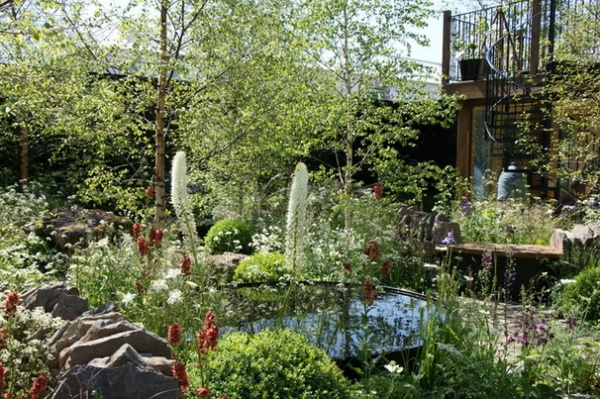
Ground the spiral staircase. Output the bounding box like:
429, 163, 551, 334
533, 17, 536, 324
482, 0, 557, 198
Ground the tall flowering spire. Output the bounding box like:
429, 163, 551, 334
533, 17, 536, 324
4, 292, 19, 317
285, 162, 308, 274
171, 151, 200, 252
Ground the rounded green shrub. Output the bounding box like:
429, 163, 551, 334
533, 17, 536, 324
557, 266, 600, 322
233, 252, 289, 283
206, 329, 358, 399
204, 219, 252, 255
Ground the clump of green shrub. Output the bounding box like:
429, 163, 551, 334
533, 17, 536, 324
233, 252, 289, 283
206, 328, 361, 399
448, 198, 556, 245
204, 219, 252, 255
556, 266, 600, 322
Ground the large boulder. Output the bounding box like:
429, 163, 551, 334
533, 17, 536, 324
43, 298, 183, 399
21, 284, 88, 321
47, 362, 183, 399
30, 205, 132, 251
550, 222, 600, 256
398, 207, 460, 261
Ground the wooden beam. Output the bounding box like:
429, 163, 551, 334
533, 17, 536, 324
442, 10, 452, 84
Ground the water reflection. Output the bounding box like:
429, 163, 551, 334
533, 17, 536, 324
207, 282, 429, 360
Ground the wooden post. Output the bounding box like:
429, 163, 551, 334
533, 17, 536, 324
530, 0, 542, 75
442, 10, 452, 84
154, 1, 169, 229
20, 122, 29, 182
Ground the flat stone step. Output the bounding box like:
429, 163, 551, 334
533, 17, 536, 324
450, 242, 562, 259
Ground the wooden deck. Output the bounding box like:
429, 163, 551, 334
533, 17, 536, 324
449, 242, 562, 259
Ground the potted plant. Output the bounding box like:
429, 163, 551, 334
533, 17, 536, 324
453, 18, 489, 81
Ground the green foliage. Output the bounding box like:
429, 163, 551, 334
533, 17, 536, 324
556, 266, 600, 322
205, 328, 360, 399
448, 197, 557, 245
0, 300, 65, 398
531, 322, 600, 394
67, 226, 213, 336
0, 184, 64, 291
233, 252, 289, 283
204, 219, 253, 255
77, 166, 151, 220
531, 4, 600, 196
301, 177, 426, 291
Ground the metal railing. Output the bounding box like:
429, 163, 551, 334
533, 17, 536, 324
448, 0, 600, 82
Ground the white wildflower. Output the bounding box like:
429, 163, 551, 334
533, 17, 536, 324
150, 279, 169, 292
120, 292, 137, 306
560, 279, 576, 285
424, 263, 441, 270
185, 281, 198, 289
167, 289, 183, 305
384, 361, 403, 374
164, 268, 180, 280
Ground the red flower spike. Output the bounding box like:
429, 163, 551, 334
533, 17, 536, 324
180, 256, 192, 276
136, 237, 149, 256
168, 322, 182, 346
342, 262, 352, 276
0, 364, 6, 388
135, 280, 144, 294
149, 229, 164, 245
145, 186, 154, 199
196, 311, 219, 353
29, 375, 49, 399
172, 361, 189, 392
0, 328, 7, 350
381, 258, 391, 279
363, 280, 378, 306
363, 241, 381, 261
196, 387, 211, 397
373, 183, 384, 199
132, 222, 142, 239
4, 292, 19, 317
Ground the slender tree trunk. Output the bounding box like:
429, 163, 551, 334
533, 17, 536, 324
154, 1, 169, 229
342, 4, 353, 230
20, 122, 29, 182
344, 125, 354, 230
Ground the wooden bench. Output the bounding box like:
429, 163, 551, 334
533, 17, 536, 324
446, 242, 563, 300
450, 242, 562, 259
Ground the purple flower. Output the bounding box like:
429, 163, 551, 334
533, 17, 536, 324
504, 270, 517, 288
441, 232, 456, 245
460, 199, 472, 212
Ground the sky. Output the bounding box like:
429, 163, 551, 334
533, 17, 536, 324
410, 11, 445, 66
410, 0, 486, 66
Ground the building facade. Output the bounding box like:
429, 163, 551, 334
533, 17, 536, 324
442, 0, 599, 200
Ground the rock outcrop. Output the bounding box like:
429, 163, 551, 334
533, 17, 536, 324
550, 222, 600, 256
398, 207, 461, 261
29, 205, 132, 251
21, 284, 88, 321
20, 287, 185, 399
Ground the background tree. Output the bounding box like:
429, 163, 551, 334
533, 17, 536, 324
532, 1, 600, 198
297, 0, 459, 227
0, 0, 154, 215
72, 0, 322, 228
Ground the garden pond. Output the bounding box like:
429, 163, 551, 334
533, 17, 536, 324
203, 281, 431, 364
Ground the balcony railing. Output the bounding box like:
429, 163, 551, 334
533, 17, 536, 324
443, 0, 599, 83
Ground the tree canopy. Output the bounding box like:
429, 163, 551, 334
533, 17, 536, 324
0, 0, 460, 227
